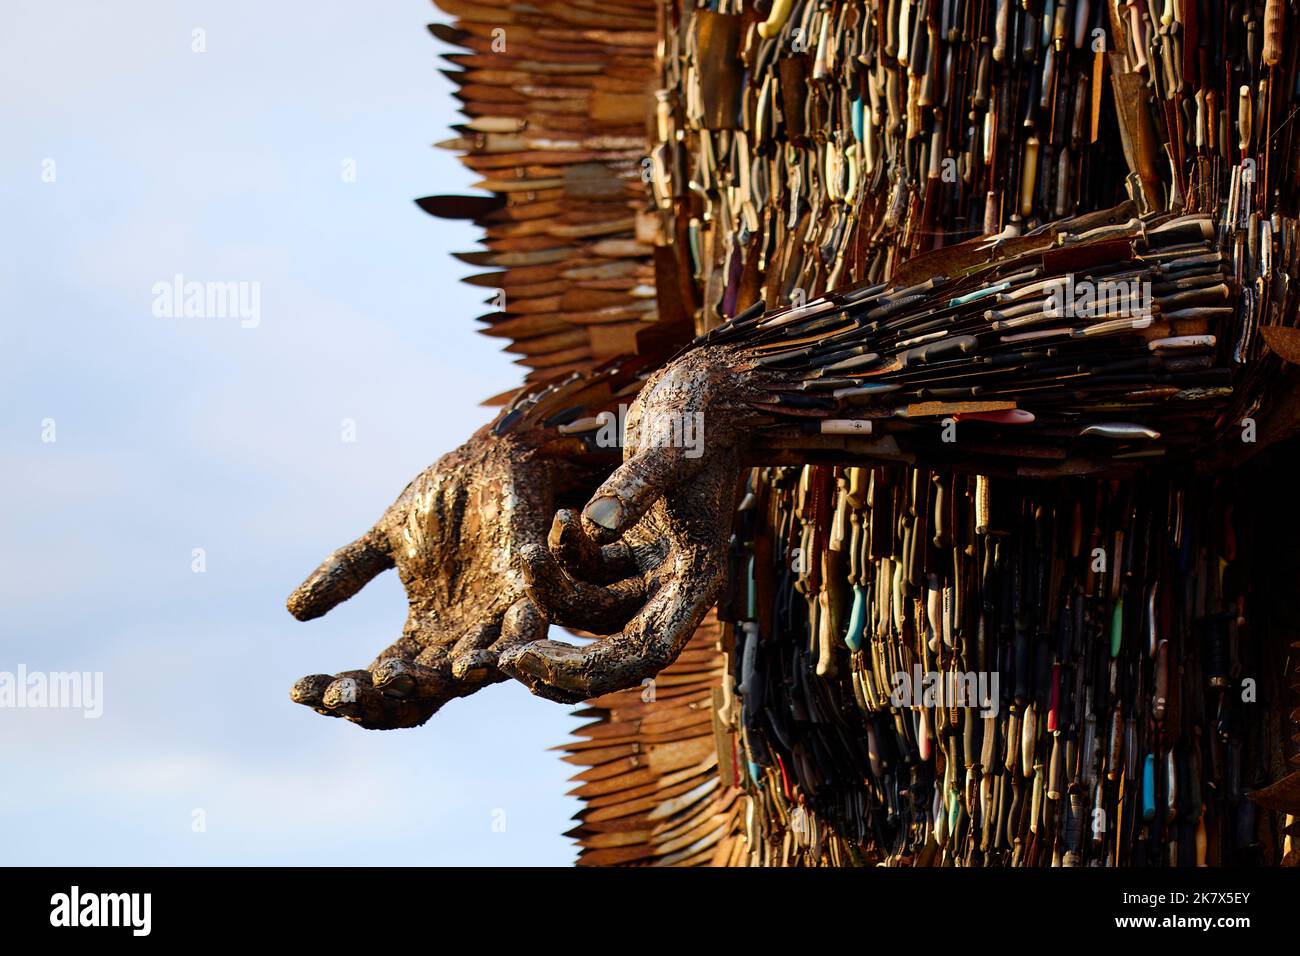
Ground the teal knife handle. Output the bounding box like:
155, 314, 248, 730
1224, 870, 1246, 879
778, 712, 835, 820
845, 584, 866, 650
1141, 752, 1156, 822
1110, 597, 1124, 658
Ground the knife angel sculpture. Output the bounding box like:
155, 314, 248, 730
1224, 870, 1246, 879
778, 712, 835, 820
287, 0, 1300, 866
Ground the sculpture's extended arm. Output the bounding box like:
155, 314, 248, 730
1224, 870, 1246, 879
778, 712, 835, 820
511, 207, 1299, 700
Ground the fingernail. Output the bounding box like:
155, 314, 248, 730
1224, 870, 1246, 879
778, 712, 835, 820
584, 495, 623, 530
289, 674, 332, 704
329, 677, 358, 705
373, 661, 415, 698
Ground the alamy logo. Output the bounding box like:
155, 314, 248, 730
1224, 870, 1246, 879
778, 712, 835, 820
1043, 275, 1152, 319
889, 666, 1000, 717
50, 886, 151, 936
0, 665, 103, 718
151, 273, 261, 328
594, 404, 705, 459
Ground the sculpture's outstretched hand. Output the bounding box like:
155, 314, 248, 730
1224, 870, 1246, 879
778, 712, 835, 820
504, 206, 1300, 701
286, 428, 577, 728
314, 211, 1293, 712
503, 349, 763, 702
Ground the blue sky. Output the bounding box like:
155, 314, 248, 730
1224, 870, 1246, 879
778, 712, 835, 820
1, 1, 584, 864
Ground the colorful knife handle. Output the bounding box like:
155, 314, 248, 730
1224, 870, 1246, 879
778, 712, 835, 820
1048, 734, 1063, 801
1141, 753, 1157, 822
844, 584, 866, 651
1109, 597, 1124, 657
758, 0, 794, 38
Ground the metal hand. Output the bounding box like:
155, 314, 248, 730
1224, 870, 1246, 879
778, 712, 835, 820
503, 350, 763, 702
285, 428, 567, 729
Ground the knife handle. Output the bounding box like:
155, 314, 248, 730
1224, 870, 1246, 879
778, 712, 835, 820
758, 0, 795, 39
1048, 734, 1063, 800
815, 589, 835, 676
1021, 702, 1037, 778
1141, 752, 1156, 822
1153, 638, 1169, 722
932, 475, 948, 549
1238, 85, 1252, 156
900, 333, 979, 365
1005, 707, 1022, 774
993, 0, 1010, 62
1106, 703, 1124, 781
1126, 3, 1148, 70
897, 0, 913, 67
1065, 789, 1085, 860
845, 585, 867, 651
1263, 0, 1284, 67
1109, 597, 1123, 657
981, 714, 999, 772
975, 475, 991, 535
983, 189, 1001, 235
964, 706, 981, 768
1052, 0, 1069, 50
1030, 760, 1045, 833
1019, 134, 1040, 218
1072, 0, 1090, 48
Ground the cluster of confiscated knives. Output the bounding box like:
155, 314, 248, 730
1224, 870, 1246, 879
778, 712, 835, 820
641, 0, 1300, 865
705, 207, 1287, 475
715, 462, 1299, 866
651, 0, 1296, 321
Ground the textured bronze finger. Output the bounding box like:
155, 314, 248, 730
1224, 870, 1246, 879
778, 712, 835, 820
289, 674, 343, 715
519, 543, 648, 632
547, 509, 635, 583
319, 673, 437, 730
506, 541, 725, 702
287, 529, 394, 621
497, 640, 594, 704
370, 659, 448, 701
